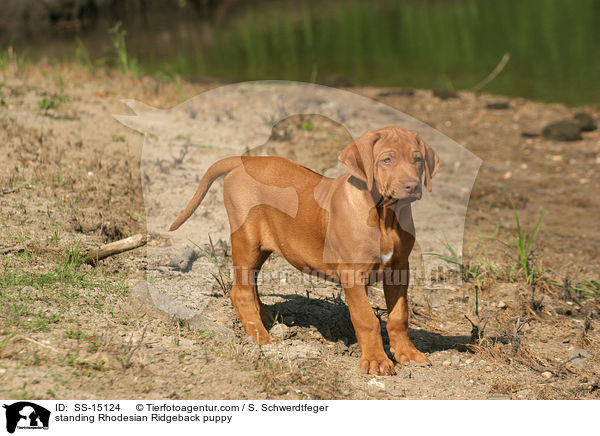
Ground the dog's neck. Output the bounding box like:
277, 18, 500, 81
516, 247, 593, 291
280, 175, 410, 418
371, 190, 414, 236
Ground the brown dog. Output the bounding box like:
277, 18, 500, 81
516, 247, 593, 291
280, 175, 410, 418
169, 126, 439, 375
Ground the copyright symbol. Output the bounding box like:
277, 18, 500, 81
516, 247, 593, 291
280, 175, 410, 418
136, 404, 143, 411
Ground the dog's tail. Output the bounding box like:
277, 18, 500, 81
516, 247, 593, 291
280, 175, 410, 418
169, 156, 242, 231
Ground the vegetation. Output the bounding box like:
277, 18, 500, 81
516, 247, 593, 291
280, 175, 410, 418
3, 0, 600, 106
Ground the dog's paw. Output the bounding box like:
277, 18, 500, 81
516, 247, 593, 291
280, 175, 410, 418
250, 331, 282, 345
360, 356, 396, 376
391, 346, 431, 366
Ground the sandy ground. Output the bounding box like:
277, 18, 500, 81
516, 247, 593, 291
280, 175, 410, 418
0, 60, 599, 399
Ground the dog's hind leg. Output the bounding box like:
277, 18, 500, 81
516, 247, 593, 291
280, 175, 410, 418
230, 232, 274, 344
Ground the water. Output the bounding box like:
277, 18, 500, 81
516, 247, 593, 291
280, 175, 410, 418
13, 0, 600, 107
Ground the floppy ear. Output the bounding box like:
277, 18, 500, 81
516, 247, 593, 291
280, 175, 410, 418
417, 135, 439, 192
339, 131, 381, 191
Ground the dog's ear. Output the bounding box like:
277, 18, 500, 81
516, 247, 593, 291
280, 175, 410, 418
339, 131, 381, 191
417, 135, 439, 192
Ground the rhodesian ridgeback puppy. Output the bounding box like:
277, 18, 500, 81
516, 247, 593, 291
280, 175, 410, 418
169, 126, 439, 375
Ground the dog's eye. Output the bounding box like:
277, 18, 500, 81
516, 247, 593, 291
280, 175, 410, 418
382, 157, 392, 164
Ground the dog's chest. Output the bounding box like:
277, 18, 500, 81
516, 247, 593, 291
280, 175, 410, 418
374, 232, 398, 268
379, 251, 393, 265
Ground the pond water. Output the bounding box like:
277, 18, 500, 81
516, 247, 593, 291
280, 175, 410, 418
13, 0, 600, 107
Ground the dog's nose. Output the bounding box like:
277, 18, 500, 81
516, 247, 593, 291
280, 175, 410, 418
403, 179, 420, 193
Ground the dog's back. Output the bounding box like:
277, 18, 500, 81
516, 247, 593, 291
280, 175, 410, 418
223, 156, 335, 272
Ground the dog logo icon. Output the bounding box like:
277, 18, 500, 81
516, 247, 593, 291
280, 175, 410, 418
3, 402, 50, 433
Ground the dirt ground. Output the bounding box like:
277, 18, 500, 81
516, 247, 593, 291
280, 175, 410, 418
1, 59, 599, 400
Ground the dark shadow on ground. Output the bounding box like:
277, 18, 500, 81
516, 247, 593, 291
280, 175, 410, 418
266, 294, 472, 355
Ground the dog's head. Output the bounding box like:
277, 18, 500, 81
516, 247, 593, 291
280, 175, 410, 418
339, 126, 439, 203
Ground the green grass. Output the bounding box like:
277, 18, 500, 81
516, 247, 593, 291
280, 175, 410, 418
573, 280, 600, 300
129, 0, 600, 107
74, 38, 94, 73
425, 238, 482, 282
509, 206, 545, 284
0, 244, 124, 333
428, 207, 546, 286
109, 22, 141, 77
0, 45, 26, 72
38, 93, 69, 114
301, 121, 313, 131
4, 0, 599, 107
192, 234, 232, 295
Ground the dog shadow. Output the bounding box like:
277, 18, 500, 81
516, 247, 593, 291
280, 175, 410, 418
266, 294, 472, 354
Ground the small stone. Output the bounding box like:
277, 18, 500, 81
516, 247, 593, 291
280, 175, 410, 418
573, 112, 597, 131
433, 89, 458, 100
269, 323, 291, 339
367, 378, 386, 390
542, 120, 582, 141
521, 130, 540, 138
489, 394, 511, 400
486, 101, 510, 110
451, 355, 460, 366
442, 359, 452, 367
516, 388, 532, 399
542, 371, 553, 379
568, 349, 592, 368
286, 340, 321, 360
465, 358, 474, 365
428, 294, 442, 308
377, 88, 415, 97
497, 301, 507, 309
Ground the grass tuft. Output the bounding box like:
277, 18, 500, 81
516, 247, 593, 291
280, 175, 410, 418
192, 234, 232, 296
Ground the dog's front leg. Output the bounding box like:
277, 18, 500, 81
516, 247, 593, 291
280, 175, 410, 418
384, 278, 431, 366
343, 284, 395, 375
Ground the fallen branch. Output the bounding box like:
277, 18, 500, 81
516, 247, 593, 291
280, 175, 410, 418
84, 233, 147, 265
13, 335, 61, 354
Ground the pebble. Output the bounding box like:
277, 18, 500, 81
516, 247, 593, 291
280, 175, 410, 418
516, 389, 532, 399
568, 349, 592, 368
573, 112, 597, 131
489, 394, 511, 400
269, 323, 291, 339
486, 101, 510, 110
542, 371, 553, 379
542, 120, 582, 141
465, 358, 474, 365
367, 378, 386, 390
442, 360, 452, 367
497, 301, 507, 309
433, 89, 458, 100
